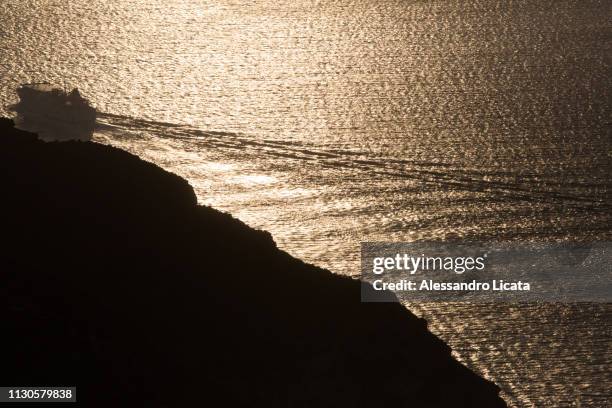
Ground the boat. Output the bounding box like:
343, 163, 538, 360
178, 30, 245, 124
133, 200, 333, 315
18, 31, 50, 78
8, 83, 96, 141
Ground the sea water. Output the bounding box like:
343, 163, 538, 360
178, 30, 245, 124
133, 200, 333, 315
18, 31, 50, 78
1, 1, 610, 406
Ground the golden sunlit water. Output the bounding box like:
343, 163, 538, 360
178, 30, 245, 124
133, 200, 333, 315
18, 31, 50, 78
1, 1, 610, 406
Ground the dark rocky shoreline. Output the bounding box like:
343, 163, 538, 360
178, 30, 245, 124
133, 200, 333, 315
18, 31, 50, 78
0, 118, 506, 407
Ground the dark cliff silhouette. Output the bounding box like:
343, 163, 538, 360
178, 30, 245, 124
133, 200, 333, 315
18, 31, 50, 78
0, 118, 506, 407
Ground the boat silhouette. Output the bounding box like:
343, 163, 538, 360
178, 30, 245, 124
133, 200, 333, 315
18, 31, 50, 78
8, 83, 96, 141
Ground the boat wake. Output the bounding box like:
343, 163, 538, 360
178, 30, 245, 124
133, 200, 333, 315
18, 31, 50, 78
95, 112, 611, 214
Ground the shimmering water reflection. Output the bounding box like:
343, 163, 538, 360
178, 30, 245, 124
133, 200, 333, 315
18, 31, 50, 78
1, 1, 611, 406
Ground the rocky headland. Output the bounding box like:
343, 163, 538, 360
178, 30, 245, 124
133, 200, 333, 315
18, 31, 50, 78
0, 118, 506, 407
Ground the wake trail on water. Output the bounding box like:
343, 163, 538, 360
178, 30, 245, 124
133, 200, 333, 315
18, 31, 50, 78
95, 112, 611, 212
